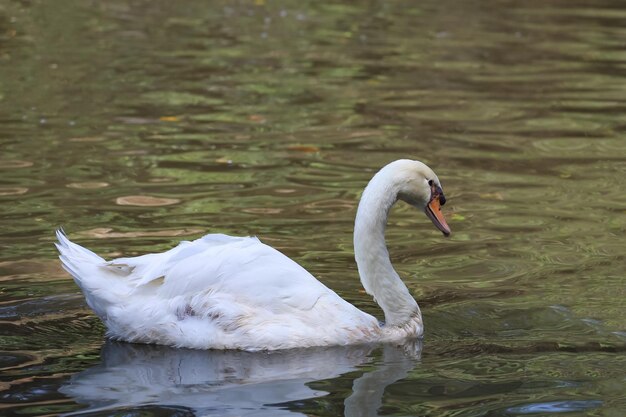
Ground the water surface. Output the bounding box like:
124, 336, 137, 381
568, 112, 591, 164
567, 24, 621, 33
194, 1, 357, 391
0, 0, 624, 416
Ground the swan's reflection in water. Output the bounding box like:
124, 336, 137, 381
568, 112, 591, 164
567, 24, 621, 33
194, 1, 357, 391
61, 340, 422, 416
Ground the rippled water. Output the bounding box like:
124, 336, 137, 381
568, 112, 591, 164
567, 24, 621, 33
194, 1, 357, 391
1, 0, 625, 416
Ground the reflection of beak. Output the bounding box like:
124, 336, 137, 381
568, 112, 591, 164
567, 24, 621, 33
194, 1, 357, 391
425, 193, 451, 237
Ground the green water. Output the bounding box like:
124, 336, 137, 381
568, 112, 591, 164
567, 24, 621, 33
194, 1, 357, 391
0, 0, 625, 415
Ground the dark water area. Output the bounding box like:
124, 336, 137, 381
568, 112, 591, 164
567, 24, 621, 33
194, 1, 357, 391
0, 0, 625, 415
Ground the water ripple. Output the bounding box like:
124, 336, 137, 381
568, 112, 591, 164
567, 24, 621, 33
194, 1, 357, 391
506, 399, 603, 414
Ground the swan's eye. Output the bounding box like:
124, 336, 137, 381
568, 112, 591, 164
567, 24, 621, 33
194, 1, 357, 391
428, 179, 433, 186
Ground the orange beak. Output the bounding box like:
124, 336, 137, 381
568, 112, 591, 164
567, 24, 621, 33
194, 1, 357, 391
425, 187, 451, 237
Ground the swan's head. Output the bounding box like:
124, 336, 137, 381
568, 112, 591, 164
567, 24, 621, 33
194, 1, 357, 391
390, 159, 451, 237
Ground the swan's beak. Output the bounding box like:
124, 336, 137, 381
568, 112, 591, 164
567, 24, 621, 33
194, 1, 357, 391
425, 187, 451, 237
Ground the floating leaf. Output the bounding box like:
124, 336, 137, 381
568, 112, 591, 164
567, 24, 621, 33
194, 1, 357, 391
0, 160, 33, 169
148, 177, 176, 183
159, 116, 180, 122
0, 187, 28, 196
66, 182, 109, 189
248, 114, 266, 123
215, 157, 233, 164
243, 207, 283, 214
348, 130, 378, 138
451, 213, 466, 221
479, 192, 504, 200
287, 144, 320, 153
115, 195, 180, 206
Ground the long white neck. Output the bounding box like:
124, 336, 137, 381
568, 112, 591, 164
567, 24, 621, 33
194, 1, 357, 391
353, 167, 420, 327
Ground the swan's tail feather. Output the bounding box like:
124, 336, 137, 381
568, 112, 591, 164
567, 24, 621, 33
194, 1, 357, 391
55, 228, 105, 282
55, 228, 120, 318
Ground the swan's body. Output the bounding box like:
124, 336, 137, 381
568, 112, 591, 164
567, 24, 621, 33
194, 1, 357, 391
57, 159, 450, 351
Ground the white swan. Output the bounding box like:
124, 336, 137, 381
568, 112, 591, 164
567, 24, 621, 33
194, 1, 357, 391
56, 159, 450, 351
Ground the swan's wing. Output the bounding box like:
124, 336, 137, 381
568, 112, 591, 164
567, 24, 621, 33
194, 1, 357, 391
100, 234, 380, 349
61, 232, 379, 349
106, 234, 247, 286
106, 233, 333, 311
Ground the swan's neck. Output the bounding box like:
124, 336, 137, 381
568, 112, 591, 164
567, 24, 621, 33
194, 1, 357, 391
353, 169, 421, 329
